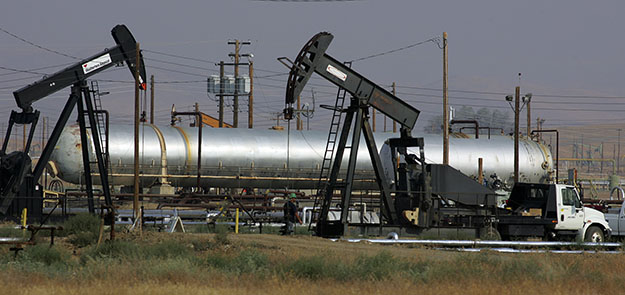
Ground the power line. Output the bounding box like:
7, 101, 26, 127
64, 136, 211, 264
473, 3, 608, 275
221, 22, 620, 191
395, 85, 625, 99
0, 65, 46, 76
144, 57, 218, 73
148, 65, 207, 77
347, 36, 440, 63
0, 62, 75, 77
0, 26, 79, 60
143, 49, 217, 64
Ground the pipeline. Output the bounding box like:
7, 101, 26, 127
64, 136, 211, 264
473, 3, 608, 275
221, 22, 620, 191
50, 124, 554, 190
333, 238, 622, 249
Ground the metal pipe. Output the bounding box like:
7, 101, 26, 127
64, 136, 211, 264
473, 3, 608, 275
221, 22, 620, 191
52, 124, 554, 189
610, 186, 625, 200
450, 119, 479, 139
334, 238, 622, 248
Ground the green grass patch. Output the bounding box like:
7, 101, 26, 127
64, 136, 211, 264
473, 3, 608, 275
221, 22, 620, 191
59, 214, 100, 237
58, 213, 101, 247
0, 226, 26, 238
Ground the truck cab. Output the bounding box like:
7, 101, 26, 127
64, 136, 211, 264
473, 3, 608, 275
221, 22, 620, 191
601, 187, 625, 238
506, 183, 611, 242
604, 200, 625, 238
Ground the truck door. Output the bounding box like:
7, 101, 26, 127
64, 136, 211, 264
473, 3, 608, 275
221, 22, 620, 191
555, 186, 584, 230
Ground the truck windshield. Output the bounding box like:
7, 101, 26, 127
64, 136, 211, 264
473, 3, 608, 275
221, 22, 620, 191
561, 187, 581, 208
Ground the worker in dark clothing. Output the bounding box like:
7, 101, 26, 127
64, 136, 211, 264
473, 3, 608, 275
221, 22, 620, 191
283, 193, 302, 235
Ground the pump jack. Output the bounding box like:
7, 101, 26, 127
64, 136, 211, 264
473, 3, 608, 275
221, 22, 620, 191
284, 32, 421, 237
0, 25, 146, 222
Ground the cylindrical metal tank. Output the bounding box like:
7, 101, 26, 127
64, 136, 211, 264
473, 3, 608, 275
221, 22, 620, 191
50, 124, 554, 190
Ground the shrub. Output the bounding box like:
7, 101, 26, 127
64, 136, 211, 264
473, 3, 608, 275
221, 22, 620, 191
353, 251, 403, 280
214, 232, 230, 246
205, 249, 268, 275
205, 252, 230, 269
143, 240, 192, 259
190, 238, 214, 251
69, 231, 98, 248
81, 240, 139, 263
58, 214, 101, 247
21, 244, 70, 266
282, 255, 328, 280
60, 213, 100, 237
231, 250, 268, 274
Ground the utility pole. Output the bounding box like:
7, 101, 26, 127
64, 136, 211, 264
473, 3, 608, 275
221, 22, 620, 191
581, 135, 584, 170
248, 60, 254, 129
601, 141, 604, 173
392, 82, 397, 133
536, 117, 541, 141
218, 61, 224, 128
372, 109, 376, 132
614, 144, 617, 175
514, 86, 520, 183
228, 39, 251, 128
150, 75, 154, 124
526, 95, 531, 137
233, 40, 240, 128
297, 95, 302, 131
442, 32, 449, 165
383, 114, 387, 132
133, 42, 141, 225
618, 129, 622, 174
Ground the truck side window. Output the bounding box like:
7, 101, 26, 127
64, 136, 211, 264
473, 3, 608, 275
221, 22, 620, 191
561, 188, 575, 206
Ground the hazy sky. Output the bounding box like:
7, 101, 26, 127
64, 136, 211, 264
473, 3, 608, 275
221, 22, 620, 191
1, 0, 624, 132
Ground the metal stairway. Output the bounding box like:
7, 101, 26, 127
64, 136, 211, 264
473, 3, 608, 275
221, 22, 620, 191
88, 80, 110, 172
309, 63, 351, 229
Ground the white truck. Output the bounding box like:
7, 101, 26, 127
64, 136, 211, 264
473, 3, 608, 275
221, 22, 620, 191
502, 183, 611, 242
597, 187, 625, 239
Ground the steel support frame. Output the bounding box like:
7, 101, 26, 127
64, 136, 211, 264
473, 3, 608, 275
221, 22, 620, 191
317, 97, 396, 237
75, 82, 113, 211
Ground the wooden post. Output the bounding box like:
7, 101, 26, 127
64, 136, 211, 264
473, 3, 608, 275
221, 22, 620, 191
392, 82, 397, 133
133, 42, 141, 225
248, 61, 254, 129
526, 97, 531, 137
618, 129, 622, 174
383, 113, 387, 132
443, 32, 449, 165
297, 95, 302, 131
150, 75, 154, 124
372, 109, 376, 132
219, 62, 224, 128
514, 86, 520, 183
233, 40, 239, 128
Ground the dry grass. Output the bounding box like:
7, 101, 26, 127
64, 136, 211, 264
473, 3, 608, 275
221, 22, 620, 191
0, 232, 623, 295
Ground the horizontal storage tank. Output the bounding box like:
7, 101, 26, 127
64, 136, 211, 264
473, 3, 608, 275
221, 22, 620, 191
49, 124, 554, 190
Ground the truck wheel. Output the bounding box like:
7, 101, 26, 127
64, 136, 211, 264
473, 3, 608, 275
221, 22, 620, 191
584, 226, 604, 243
479, 226, 501, 241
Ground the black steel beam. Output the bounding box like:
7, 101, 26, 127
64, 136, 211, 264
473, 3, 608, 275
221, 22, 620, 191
13, 25, 146, 112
